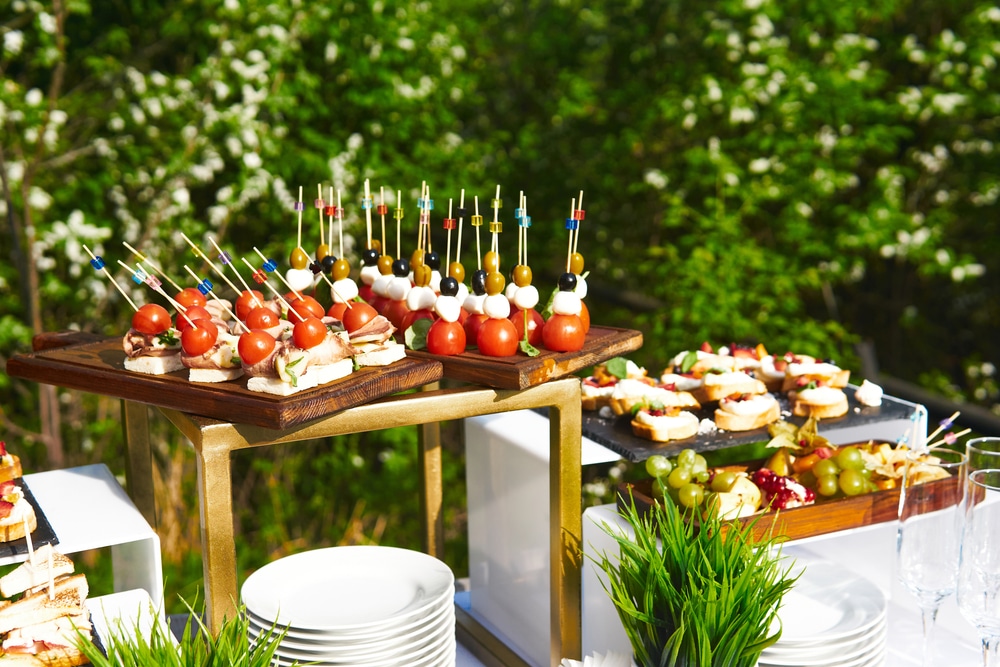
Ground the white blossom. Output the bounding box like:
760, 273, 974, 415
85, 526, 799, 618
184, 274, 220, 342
931, 93, 966, 115
29, 187, 53, 210
748, 157, 770, 173
397, 36, 415, 51
172, 188, 191, 207
644, 169, 668, 190
795, 202, 814, 218
729, 105, 755, 124
38, 12, 56, 34
25, 88, 44, 106
682, 112, 697, 130
325, 42, 339, 62
935, 248, 951, 265
3, 30, 24, 55
243, 152, 262, 169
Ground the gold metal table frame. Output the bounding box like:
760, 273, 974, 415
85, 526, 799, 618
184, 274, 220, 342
122, 377, 583, 667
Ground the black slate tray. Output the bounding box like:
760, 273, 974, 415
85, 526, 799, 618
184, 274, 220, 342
577, 384, 916, 462
1, 479, 59, 558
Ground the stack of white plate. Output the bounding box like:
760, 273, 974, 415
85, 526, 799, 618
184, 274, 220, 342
759, 561, 887, 667
242, 546, 456, 667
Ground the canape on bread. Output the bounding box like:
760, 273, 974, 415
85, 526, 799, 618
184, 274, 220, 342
789, 383, 849, 419
0, 481, 36, 543
347, 314, 406, 367
181, 325, 244, 383
582, 358, 651, 411
630, 405, 700, 443
694, 371, 767, 404
0, 444, 22, 485
609, 379, 701, 416
714, 392, 781, 432
781, 360, 850, 392
121, 316, 183, 375
241, 321, 357, 396
0, 551, 90, 667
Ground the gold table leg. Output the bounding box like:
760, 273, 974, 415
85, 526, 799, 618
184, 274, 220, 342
159, 377, 583, 665
121, 400, 156, 528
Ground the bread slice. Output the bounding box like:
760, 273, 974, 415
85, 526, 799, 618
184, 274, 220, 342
0, 575, 88, 636
353, 341, 406, 367
630, 410, 699, 442
123, 354, 185, 375
790, 386, 849, 419
0, 646, 89, 666
0, 546, 74, 598
714, 394, 781, 431
609, 379, 701, 416
0, 458, 22, 485
0, 490, 36, 543
694, 372, 767, 404
781, 362, 851, 392
187, 367, 244, 383
246, 358, 354, 396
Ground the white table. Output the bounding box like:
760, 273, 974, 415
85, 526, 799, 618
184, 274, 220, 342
582, 504, 980, 666
8, 464, 163, 609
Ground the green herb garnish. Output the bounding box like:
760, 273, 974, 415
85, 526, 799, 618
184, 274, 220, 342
157, 329, 180, 347
605, 357, 629, 380
680, 350, 699, 373
405, 318, 432, 350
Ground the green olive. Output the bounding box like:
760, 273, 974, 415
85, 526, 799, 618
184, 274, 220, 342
569, 252, 585, 275
484, 250, 500, 273
377, 254, 394, 275
513, 264, 532, 287
332, 258, 351, 281
316, 243, 330, 262
485, 271, 505, 296
290, 247, 310, 270
448, 261, 465, 284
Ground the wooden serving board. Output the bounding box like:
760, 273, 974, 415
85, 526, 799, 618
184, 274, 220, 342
618, 459, 961, 542
408, 325, 643, 390
6, 338, 443, 430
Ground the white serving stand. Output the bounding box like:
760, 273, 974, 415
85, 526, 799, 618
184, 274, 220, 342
582, 504, 980, 666
5, 464, 164, 609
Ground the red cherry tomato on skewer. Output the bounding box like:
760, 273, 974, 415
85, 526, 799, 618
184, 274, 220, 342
235, 290, 265, 321
181, 319, 219, 355
326, 302, 349, 322
246, 306, 279, 330
176, 305, 213, 332
401, 308, 435, 335
463, 313, 488, 347
238, 330, 276, 366
426, 319, 466, 356
342, 302, 379, 333
511, 307, 544, 347
289, 295, 325, 321
292, 316, 328, 349
542, 313, 585, 352
176, 287, 208, 309
579, 301, 591, 334
477, 318, 518, 357
131, 303, 172, 335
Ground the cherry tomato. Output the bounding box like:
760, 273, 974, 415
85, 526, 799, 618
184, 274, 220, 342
358, 284, 375, 304
292, 316, 328, 349
131, 304, 172, 335
176, 306, 213, 332
383, 299, 410, 331
238, 330, 276, 366
463, 313, 488, 346
180, 319, 219, 356
426, 319, 466, 356
401, 308, 435, 334
175, 287, 208, 309
289, 295, 325, 321
510, 307, 544, 347
542, 313, 586, 352
246, 306, 280, 330
235, 290, 265, 321
326, 302, 349, 322
343, 302, 379, 332
579, 301, 591, 334
477, 318, 518, 357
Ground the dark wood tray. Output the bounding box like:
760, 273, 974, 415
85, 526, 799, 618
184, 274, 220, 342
618, 451, 961, 542
6, 338, 443, 430
582, 384, 916, 462
408, 325, 643, 390
2, 479, 59, 558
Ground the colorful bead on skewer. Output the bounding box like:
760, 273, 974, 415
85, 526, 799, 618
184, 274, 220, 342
359, 179, 382, 304
182, 265, 250, 333
123, 242, 183, 293
286, 186, 315, 293
118, 259, 199, 330
83, 246, 138, 311
509, 191, 540, 317
208, 237, 265, 313
180, 233, 243, 296
240, 256, 301, 322
315, 184, 330, 268
328, 188, 359, 309
482, 185, 509, 320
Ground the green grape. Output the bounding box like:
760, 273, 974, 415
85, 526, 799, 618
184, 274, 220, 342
816, 474, 840, 497
692, 454, 708, 475
677, 449, 696, 467
695, 470, 711, 484
839, 469, 866, 496
678, 483, 705, 508
651, 479, 666, 500
645, 455, 673, 480
667, 467, 690, 489
836, 446, 864, 471
711, 471, 738, 493
813, 458, 840, 479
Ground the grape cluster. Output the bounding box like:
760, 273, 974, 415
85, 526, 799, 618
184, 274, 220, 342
803, 445, 876, 498
645, 449, 730, 509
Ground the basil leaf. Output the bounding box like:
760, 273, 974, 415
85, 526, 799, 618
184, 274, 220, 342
680, 350, 699, 373
606, 357, 629, 379
405, 318, 432, 350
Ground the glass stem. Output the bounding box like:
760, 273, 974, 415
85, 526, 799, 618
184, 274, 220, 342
985, 636, 1000, 667
921, 606, 939, 667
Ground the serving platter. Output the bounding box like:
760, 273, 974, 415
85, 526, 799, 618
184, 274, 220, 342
581, 384, 915, 462
6, 337, 443, 430
408, 325, 642, 390
1, 479, 59, 559
617, 446, 962, 542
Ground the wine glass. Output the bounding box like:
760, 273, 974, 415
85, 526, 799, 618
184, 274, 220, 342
957, 468, 1000, 666
896, 445, 967, 667
968, 437, 1000, 473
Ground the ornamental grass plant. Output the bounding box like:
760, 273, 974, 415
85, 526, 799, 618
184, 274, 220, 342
594, 492, 797, 667
76, 600, 293, 667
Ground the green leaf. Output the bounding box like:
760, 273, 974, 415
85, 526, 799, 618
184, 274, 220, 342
606, 357, 629, 379
405, 317, 432, 350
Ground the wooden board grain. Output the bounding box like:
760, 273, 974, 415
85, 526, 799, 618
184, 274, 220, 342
408, 325, 643, 389
618, 455, 961, 542
6, 338, 443, 430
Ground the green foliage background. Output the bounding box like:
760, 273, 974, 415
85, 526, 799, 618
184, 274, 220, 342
1, 0, 998, 610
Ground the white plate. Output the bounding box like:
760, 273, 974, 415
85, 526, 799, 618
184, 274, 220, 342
250, 605, 454, 659
760, 639, 884, 667
272, 622, 453, 666
241, 546, 454, 631
760, 622, 886, 666
247, 591, 453, 645
271, 631, 455, 667
762, 615, 886, 661
769, 561, 886, 646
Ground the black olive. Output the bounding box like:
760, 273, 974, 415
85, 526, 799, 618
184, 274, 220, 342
558, 272, 577, 292
392, 258, 410, 277
362, 248, 379, 266
439, 277, 459, 297
424, 250, 441, 271
471, 269, 488, 295
321, 255, 337, 273
309, 260, 322, 275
